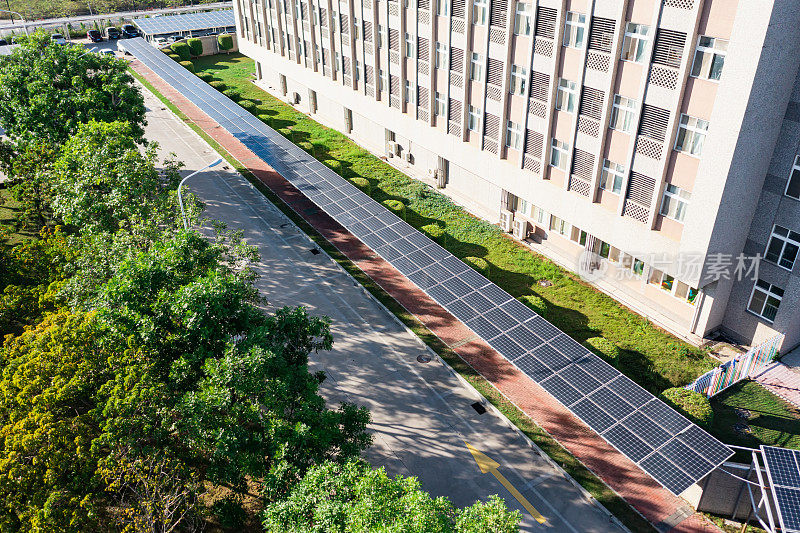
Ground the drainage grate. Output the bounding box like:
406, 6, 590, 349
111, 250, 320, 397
471, 402, 487, 415
309, 248, 321, 255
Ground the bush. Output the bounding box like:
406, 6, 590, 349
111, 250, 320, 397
218, 33, 234, 52
238, 100, 257, 112
583, 337, 621, 367
159, 46, 172, 54
350, 177, 371, 195
197, 72, 214, 82
383, 199, 406, 220
258, 114, 271, 123
464, 256, 489, 276
211, 497, 246, 530
187, 37, 204, 57
222, 89, 241, 101
520, 295, 547, 317
659, 388, 714, 429
298, 141, 314, 152
422, 224, 446, 245
178, 60, 195, 73
166, 53, 181, 61
171, 41, 192, 61
209, 80, 226, 91
324, 159, 342, 172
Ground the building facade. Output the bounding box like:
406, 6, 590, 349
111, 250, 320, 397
232, 0, 800, 352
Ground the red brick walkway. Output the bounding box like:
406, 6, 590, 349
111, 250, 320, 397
132, 59, 722, 533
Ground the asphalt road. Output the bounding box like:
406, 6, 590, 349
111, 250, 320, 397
139, 83, 628, 533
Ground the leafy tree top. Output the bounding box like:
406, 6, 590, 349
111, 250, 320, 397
0, 31, 146, 143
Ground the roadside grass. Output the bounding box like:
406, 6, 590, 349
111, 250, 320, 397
131, 68, 658, 533
0, 187, 39, 244
191, 53, 717, 394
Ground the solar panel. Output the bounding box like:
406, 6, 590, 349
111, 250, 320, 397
133, 10, 236, 36
124, 38, 734, 495
763, 446, 800, 533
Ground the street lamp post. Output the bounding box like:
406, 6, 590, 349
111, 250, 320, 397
177, 158, 223, 230
0, 9, 26, 34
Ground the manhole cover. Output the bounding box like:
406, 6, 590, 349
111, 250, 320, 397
309, 248, 321, 255
416, 354, 431, 363
471, 402, 487, 415
538, 279, 553, 287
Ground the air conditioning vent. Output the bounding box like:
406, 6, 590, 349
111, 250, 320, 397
403, 152, 413, 163
387, 141, 399, 156
512, 218, 529, 240
499, 209, 514, 232
292, 91, 300, 104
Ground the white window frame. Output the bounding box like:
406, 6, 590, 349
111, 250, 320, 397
473, 0, 488, 25
354, 59, 361, 81
620, 22, 650, 63
506, 120, 523, 150
549, 139, 569, 170
352, 17, 360, 39
435, 91, 447, 116
690, 36, 728, 81
509, 65, 527, 96
562, 12, 586, 49
468, 105, 482, 132
531, 205, 546, 225
609, 95, 636, 133
765, 225, 800, 271
404, 80, 415, 104
659, 184, 691, 222
513, 1, 532, 36
674, 114, 709, 157
786, 155, 800, 200
404, 31, 414, 57
435, 42, 448, 68
599, 160, 625, 194
377, 24, 386, 48
378, 68, 388, 91
550, 214, 571, 236
469, 52, 484, 81
437, 0, 450, 16
747, 280, 784, 323
555, 78, 578, 113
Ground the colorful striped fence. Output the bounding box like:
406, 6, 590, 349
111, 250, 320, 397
686, 334, 784, 398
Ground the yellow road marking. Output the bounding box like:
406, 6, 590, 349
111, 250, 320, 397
465, 442, 547, 524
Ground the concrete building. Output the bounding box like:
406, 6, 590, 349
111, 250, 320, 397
232, 0, 800, 352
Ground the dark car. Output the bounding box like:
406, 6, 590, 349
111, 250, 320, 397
87, 29, 102, 42
0, 39, 7, 46
105, 27, 121, 39
121, 24, 140, 38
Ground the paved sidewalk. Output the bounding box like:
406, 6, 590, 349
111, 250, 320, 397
131, 59, 723, 533
754, 347, 800, 408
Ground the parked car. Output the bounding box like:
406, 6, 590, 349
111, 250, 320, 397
87, 29, 102, 42
51, 33, 67, 45
105, 27, 121, 39
0, 39, 7, 46
100, 49, 115, 56
152, 36, 169, 47
121, 24, 140, 38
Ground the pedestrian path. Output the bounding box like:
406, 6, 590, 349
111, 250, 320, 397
754, 347, 800, 408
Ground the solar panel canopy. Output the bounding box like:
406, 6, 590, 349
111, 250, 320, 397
763, 445, 800, 532
124, 37, 734, 495
133, 10, 235, 36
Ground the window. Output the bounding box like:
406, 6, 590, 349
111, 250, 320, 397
532, 205, 546, 224
473, 0, 488, 24
649, 269, 675, 292
600, 160, 625, 194
506, 121, 523, 150
514, 2, 532, 36
353, 18, 360, 39
660, 184, 691, 222
674, 282, 698, 305
690, 36, 727, 81
468, 105, 481, 132
765, 225, 800, 270
470, 52, 484, 81
405, 32, 414, 57
550, 215, 570, 236
377, 24, 385, 47
620, 23, 650, 63
435, 42, 448, 68
378, 68, 387, 91
786, 156, 800, 200
435, 91, 447, 116
354, 59, 361, 81
437, 0, 449, 16
549, 139, 569, 170
555, 79, 578, 113
563, 12, 586, 48
674, 114, 709, 156
509, 65, 527, 95
404, 81, 415, 103
334, 51, 340, 71
748, 280, 784, 322
609, 95, 636, 133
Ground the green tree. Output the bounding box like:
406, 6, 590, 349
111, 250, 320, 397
187, 37, 204, 57
0, 31, 146, 143
262, 460, 520, 532
52, 120, 183, 235
0, 141, 57, 230
217, 34, 234, 53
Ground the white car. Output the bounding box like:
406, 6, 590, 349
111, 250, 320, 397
100, 49, 115, 56
51, 33, 68, 45
152, 37, 169, 47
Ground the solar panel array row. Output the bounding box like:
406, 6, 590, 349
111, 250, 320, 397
123, 37, 734, 495
763, 446, 800, 533
133, 10, 236, 36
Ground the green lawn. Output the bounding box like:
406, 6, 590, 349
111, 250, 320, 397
192, 52, 717, 393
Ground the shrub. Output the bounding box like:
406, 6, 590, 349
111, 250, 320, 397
238, 100, 257, 112
324, 159, 342, 172
298, 141, 314, 152
187, 37, 204, 57
421, 224, 446, 245
659, 388, 714, 429
520, 295, 547, 317
209, 80, 226, 91
583, 337, 621, 367
382, 199, 406, 220
171, 41, 192, 61
257, 114, 271, 123
178, 61, 195, 73
159, 46, 172, 54
464, 256, 489, 276
218, 34, 234, 52
350, 177, 371, 195
166, 53, 181, 61
222, 89, 241, 101
197, 72, 214, 82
